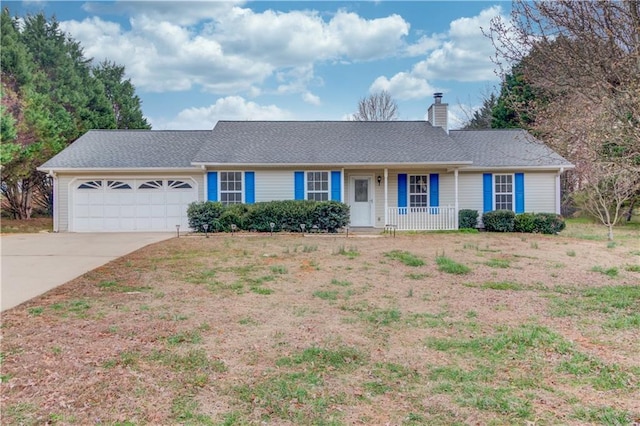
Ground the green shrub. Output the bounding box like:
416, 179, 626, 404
187, 201, 225, 232
458, 209, 478, 229
533, 213, 566, 234
482, 210, 515, 232
218, 203, 253, 231
312, 201, 350, 233
514, 213, 537, 233
243, 200, 350, 233
246, 200, 317, 232
188, 200, 350, 233
490, 211, 566, 235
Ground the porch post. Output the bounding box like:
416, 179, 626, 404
454, 168, 459, 229
341, 168, 345, 203
202, 170, 208, 202
384, 168, 389, 225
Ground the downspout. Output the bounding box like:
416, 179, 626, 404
384, 168, 389, 225
556, 167, 564, 215
48, 170, 58, 232
454, 168, 459, 229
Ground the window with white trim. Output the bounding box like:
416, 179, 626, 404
220, 172, 242, 204
307, 171, 329, 201
409, 175, 428, 208
494, 174, 513, 210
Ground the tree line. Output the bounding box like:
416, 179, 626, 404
1, 8, 150, 220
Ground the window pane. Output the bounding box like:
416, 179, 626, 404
306, 171, 329, 201
220, 171, 243, 205
355, 179, 368, 202
409, 175, 428, 207
494, 174, 514, 210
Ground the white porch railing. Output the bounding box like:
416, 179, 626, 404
387, 206, 457, 231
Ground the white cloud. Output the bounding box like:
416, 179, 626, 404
367, 6, 505, 104
327, 11, 409, 60
82, 1, 245, 26
60, 5, 411, 96
154, 96, 294, 129
215, 8, 409, 65
369, 73, 435, 101
302, 92, 321, 106
412, 6, 504, 82
404, 34, 442, 56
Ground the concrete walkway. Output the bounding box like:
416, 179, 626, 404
0, 232, 173, 312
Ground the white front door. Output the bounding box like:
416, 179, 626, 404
350, 176, 374, 226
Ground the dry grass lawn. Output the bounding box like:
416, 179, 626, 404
1, 224, 639, 425
0, 217, 53, 234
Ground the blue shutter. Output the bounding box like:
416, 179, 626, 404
207, 172, 218, 201
429, 174, 439, 210
398, 173, 407, 215
245, 171, 255, 204
330, 171, 341, 201
515, 173, 525, 213
294, 171, 304, 200
483, 173, 493, 212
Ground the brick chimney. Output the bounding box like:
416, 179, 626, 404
427, 92, 448, 133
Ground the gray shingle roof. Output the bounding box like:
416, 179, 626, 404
39, 123, 573, 170
449, 129, 573, 168
40, 130, 211, 169
193, 121, 471, 165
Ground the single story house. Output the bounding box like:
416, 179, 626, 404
38, 94, 574, 233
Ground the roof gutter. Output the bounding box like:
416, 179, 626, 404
191, 161, 474, 168
461, 165, 575, 172
36, 167, 202, 173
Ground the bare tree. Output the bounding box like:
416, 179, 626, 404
487, 1, 640, 237
573, 164, 639, 241
352, 91, 399, 121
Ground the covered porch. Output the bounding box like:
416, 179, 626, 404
343, 167, 462, 231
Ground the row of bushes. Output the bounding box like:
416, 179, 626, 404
187, 200, 350, 233
459, 209, 566, 234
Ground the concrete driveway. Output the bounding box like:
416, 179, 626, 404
0, 232, 174, 312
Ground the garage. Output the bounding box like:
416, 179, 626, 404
71, 178, 197, 232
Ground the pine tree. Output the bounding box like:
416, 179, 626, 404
93, 60, 151, 129
0, 8, 151, 219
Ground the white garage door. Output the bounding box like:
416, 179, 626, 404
72, 178, 197, 232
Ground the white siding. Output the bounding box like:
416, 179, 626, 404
255, 170, 295, 202
524, 172, 557, 213
458, 173, 483, 213
457, 171, 559, 215
57, 175, 74, 232
439, 173, 455, 207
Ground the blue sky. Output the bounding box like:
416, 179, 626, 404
6, 1, 511, 129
